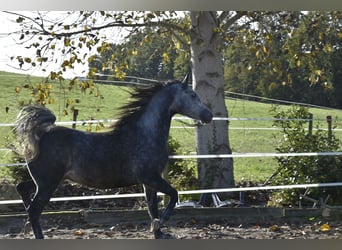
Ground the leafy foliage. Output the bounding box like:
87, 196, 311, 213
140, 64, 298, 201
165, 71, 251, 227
268, 105, 342, 207
7, 11, 188, 78
14, 74, 102, 117
6, 11, 192, 112
88, 27, 190, 81
224, 11, 342, 108
8, 11, 342, 109
167, 136, 198, 201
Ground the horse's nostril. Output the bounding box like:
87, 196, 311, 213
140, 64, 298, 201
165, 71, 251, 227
201, 110, 213, 124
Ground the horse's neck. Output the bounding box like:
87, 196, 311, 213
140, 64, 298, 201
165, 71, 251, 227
138, 93, 173, 140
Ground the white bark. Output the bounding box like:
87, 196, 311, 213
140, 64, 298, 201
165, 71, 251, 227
190, 11, 234, 191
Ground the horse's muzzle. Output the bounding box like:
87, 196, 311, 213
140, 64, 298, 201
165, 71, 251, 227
200, 109, 213, 124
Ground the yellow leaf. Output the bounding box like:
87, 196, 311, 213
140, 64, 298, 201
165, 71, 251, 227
64, 38, 71, 47
324, 43, 333, 52
269, 224, 280, 232
175, 42, 181, 49
144, 36, 151, 43
70, 56, 75, 64
88, 55, 96, 64
263, 46, 268, 53
15, 86, 21, 93
131, 49, 138, 56
320, 223, 330, 232
315, 70, 322, 76
24, 57, 32, 63
74, 229, 84, 236
37, 57, 48, 63
162, 52, 170, 63
296, 60, 301, 67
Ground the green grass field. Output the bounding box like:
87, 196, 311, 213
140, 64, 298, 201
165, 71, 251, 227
1, 71, 342, 183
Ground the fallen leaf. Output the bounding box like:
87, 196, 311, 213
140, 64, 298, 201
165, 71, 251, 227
74, 229, 84, 236
269, 225, 280, 232
320, 224, 331, 232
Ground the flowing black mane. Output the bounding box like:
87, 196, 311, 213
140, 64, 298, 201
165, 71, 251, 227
113, 80, 179, 130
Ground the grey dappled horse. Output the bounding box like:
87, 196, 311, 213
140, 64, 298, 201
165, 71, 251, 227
14, 75, 212, 239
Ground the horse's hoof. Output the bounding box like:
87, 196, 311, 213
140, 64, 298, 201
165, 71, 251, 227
151, 219, 174, 239
23, 221, 31, 235
154, 230, 174, 239
150, 218, 160, 233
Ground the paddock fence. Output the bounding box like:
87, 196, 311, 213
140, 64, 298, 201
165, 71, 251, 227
1, 115, 342, 206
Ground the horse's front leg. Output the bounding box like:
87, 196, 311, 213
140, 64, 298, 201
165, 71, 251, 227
143, 178, 178, 239
143, 185, 162, 238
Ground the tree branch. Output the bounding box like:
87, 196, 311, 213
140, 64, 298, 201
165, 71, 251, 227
4, 11, 189, 40
221, 11, 247, 31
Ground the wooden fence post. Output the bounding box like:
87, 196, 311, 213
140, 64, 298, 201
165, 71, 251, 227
308, 113, 313, 136
327, 115, 332, 143
72, 109, 79, 129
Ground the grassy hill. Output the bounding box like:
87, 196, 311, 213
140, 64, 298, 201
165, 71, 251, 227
1, 71, 342, 183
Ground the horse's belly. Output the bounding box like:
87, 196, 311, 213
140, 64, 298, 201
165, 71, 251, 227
65, 168, 137, 189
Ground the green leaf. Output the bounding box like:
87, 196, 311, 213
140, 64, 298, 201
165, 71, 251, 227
64, 38, 71, 47
24, 57, 32, 63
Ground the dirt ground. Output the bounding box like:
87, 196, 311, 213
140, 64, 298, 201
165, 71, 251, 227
1, 181, 342, 239
1, 218, 342, 239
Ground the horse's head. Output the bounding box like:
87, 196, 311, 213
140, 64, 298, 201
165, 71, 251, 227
171, 74, 213, 124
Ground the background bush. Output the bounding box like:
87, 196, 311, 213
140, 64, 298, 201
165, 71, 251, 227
268, 105, 342, 207
167, 135, 198, 201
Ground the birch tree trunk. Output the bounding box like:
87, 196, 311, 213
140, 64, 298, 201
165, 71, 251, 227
190, 11, 234, 193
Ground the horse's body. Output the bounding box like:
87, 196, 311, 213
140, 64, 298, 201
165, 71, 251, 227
14, 77, 212, 239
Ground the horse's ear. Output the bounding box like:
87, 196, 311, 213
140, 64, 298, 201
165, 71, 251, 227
181, 72, 190, 89
182, 73, 189, 84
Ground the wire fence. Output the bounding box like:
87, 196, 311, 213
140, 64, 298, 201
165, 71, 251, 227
0, 116, 342, 206
1, 182, 342, 205
0, 115, 341, 153
0, 75, 342, 206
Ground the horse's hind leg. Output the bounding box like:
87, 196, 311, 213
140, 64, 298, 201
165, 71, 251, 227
17, 179, 36, 210
25, 165, 64, 239
27, 180, 61, 239
16, 179, 37, 235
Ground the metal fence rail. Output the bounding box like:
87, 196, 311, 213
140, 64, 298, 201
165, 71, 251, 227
1, 182, 342, 205
1, 116, 342, 206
